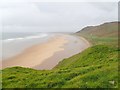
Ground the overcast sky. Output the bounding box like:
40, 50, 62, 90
0, 0, 118, 32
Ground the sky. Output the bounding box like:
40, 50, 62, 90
0, 0, 119, 32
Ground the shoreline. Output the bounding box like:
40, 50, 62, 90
34, 34, 90, 70
2, 34, 90, 70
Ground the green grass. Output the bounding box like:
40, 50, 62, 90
1, 22, 119, 88
2, 45, 118, 88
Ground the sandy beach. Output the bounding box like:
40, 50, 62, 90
2, 34, 90, 70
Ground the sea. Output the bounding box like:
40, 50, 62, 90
0, 32, 53, 60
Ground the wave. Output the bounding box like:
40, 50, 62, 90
3, 33, 48, 43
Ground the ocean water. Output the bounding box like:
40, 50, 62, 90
0, 32, 53, 60
2, 32, 48, 41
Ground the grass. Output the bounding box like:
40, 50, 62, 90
76, 22, 119, 47
1, 22, 119, 88
2, 45, 119, 88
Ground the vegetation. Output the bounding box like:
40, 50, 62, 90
2, 45, 119, 88
1, 22, 119, 88
76, 22, 119, 47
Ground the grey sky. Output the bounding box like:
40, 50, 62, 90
0, 0, 118, 32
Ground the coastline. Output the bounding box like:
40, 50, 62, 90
2, 34, 90, 70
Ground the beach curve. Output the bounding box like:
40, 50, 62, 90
2, 34, 90, 70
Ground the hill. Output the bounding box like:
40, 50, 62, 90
76, 22, 119, 46
2, 22, 119, 88
2, 45, 119, 88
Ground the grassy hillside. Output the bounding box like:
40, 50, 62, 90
76, 22, 119, 46
2, 45, 118, 88
2, 22, 119, 88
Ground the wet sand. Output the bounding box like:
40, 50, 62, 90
2, 34, 90, 70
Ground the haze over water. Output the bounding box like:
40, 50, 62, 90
1, 32, 53, 60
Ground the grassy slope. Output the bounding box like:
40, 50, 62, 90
76, 22, 119, 47
2, 22, 119, 88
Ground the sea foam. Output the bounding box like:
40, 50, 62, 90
3, 33, 48, 43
